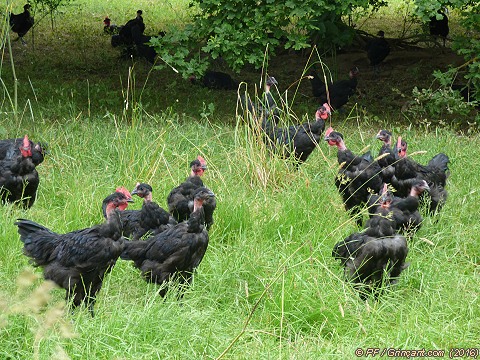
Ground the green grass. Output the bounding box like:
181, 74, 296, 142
1, 113, 479, 359
1, 0, 480, 359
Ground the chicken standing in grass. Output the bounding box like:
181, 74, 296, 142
167, 156, 216, 230
375, 129, 396, 184
262, 104, 331, 166
9, 4, 34, 45
332, 231, 409, 299
392, 137, 449, 214
0, 135, 44, 208
121, 187, 215, 297
324, 127, 383, 225
310, 67, 359, 111
15, 191, 131, 316
367, 180, 430, 236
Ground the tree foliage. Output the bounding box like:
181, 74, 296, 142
154, 0, 381, 75
153, 0, 479, 108
414, 0, 480, 106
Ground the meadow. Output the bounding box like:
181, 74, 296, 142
0, 0, 479, 359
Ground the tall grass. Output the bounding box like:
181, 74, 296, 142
1, 111, 479, 359
0, 0, 479, 359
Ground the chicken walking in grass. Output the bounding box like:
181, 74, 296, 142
9, 4, 34, 45
0, 135, 46, 208
366, 30, 390, 74
392, 137, 449, 214
121, 187, 215, 297
324, 127, 383, 226
167, 156, 216, 230
15, 191, 131, 316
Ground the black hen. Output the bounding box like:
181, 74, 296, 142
262, 104, 331, 166
121, 187, 215, 297
392, 137, 449, 214
375, 129, 396, 184
0, 135, 41, 208
15, 192, 131, 316
113, 184, 176, 240
111, 10, 145, 53
9, 4, 34, 45
324, 127, 383, 226
368, 181, 430, 236
332, 232, 409, 299
167, 156, 216, 229
0, 136, 47, 166
366, 30, 390, 74
189, 71, 239, 90
240, 76, 280, 124
310, 67, 359, 111
363, 186, 397, 238
429, 10, 449, 47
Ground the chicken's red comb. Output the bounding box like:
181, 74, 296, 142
116, 186, 133, 199
324, 127, 334, 137
197, 156, 206, 166
396, 136, 402, 149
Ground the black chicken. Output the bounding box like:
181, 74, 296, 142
368, 180, 430, 236
392, 137, 449, 214
240, 76, 280, 124
375, 129, 396, 184
167, 156, 216, 229
366, 30, 390, 74
189, 71, 239, 90
15, 191, 131, 316
429, 10, 449, 47
9, 4, 34, 45
324, 127, 383, 226
390, 180, 430, 235
332, 232, 409, 299
310, 67, 359, 111
363, 186, 397, 238
262, 104, 331, 166
113, 183, 176, 240
0, 136, 47, 166
111, 10, 145, 50
0, 135, 41, 208
121, 187, 215, 297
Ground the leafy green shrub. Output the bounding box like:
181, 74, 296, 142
404, 69, 479, 128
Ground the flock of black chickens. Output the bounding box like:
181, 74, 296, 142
1, 143, 215, 316
4, 4, 453, 313
241, 75, 450, 299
